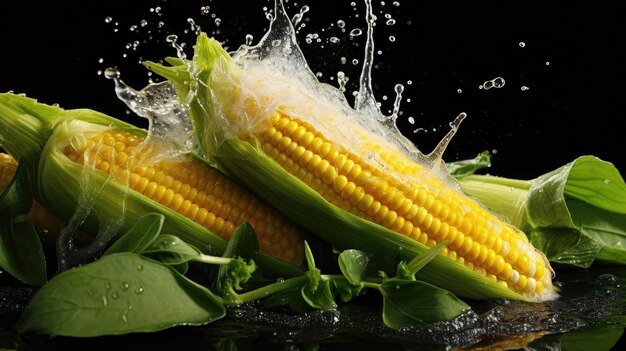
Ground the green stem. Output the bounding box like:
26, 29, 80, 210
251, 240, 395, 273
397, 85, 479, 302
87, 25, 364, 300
458, 175, 532, 225
194, 254, 233, 265
231, 276, 309, 304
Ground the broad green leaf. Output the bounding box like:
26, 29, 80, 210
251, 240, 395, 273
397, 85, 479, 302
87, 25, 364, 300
104, 213, 164, 255
380, 279, 470, 329
560, 326, 624, 351
338, 249, 371, 285
17, 253, 225, 337
142, 234, 202, 265
0, 161, 46, 286
446, 150, 491, 178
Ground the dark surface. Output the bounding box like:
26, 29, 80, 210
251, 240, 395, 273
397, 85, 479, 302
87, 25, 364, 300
0, 0, 624, 178
1, 0, 626, 349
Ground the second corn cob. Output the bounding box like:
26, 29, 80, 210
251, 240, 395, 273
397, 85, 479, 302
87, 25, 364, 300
0, 93, 304, 276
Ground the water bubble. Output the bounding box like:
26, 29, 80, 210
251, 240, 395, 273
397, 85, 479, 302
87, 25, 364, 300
98, 58, 104, 64
136, 264, 144, 271
291, 5, 309, 27
215, 18, 221, 26
457, 89, 462, 93
389, 36, 396, 42
349, 28, 363, 37
492, 149, 498, 154
330, 37, 340, 43
351, 1, 357, 6
386, 19, 396, 26
392, 1, 400, 6
408, 117, 415, 124
105, 16, 113, 23
140, 19, 148, 27
340, 57, 347, 64
200, 6, 210, 15
130, 25, 138, 32
519, 41, 526, 48
546, 61, 550, 66
272, 39, 282, 47
155, 6, 162, 15
337, 20, 346, 29
407, 80, 412, 85
382, 95, 388, 101
482, 77, 505, 90
521, 86, 529, 91
352, 59, 359, 65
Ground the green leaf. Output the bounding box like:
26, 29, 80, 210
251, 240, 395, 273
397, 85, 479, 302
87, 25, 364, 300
0, 161, 46, 286
446, 151, 491, 178
331, 279, 363, 302
17, 253, 225, 337
338, 249, 371, 285
142, 234, 202, 265
560, 326, 624, 351
529, 227, 603, 268
301, 242, 336, 310
380, 279, 470, 329
104, 213, 164, 255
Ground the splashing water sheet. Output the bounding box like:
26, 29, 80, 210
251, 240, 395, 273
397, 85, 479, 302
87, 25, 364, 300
1, 0, 626, 349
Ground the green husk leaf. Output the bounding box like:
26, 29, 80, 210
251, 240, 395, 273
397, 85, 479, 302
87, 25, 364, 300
446, 150, 492, 178
0, 161, 47, 286
17, 253, 225, 336
458, 155, 626, 268
147, 33, 526, 301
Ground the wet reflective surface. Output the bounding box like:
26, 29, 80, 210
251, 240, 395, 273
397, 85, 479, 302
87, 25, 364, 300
1, 267, 625, 350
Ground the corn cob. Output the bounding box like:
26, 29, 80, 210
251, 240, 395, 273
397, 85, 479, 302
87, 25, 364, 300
146, 34, 556, 301
0, 152, 64, 241
0, 93, 304, 276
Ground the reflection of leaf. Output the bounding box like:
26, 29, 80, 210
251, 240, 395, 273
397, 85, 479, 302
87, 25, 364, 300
17, 253, 225, 336
380, 279, 469, 329
0, 161, 46, 286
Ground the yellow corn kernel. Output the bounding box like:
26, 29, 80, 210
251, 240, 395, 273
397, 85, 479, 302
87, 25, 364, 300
62, 132, 304, 265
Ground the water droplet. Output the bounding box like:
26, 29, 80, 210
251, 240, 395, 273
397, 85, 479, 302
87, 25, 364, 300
519, 41, 526, 48
136, 264, 144, 271
155, 6, 162, 14
492, 149, 498, 155
135, 287, 144, 294
392, 1, 400, 6
130, 25, 138, 32
111, 292, 119, 300
140, 19, 148, 27
482, 77, 505, 90
158, 21, 165, 28
604, 179, 610, 184
200, 6, 210, 15
386, 19, 396, 26
330, 37, 340, 43
389, 36, 396, 42
102, 296, 108, 306
272, 39, 282, 47
407, 80, 412, 85
121, 282, 130, 291
546, 61, 550, 66
337, 20, 346, 29
105, 282, 112, 290
349, 28, 363, 37
340, 56, 347, 64
457, 88, 462, 93
352, 59, 359, 65
105, 16, 113, 23
215, 18, 221, 26
408, 117, 415, 124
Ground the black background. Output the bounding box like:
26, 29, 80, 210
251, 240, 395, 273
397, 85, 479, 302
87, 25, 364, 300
1, 0, 625, 179
1, 1, 625, 349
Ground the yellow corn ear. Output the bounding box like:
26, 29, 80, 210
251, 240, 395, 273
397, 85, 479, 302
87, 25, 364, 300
146, 34, 556, 301
61, 130, 304, 264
